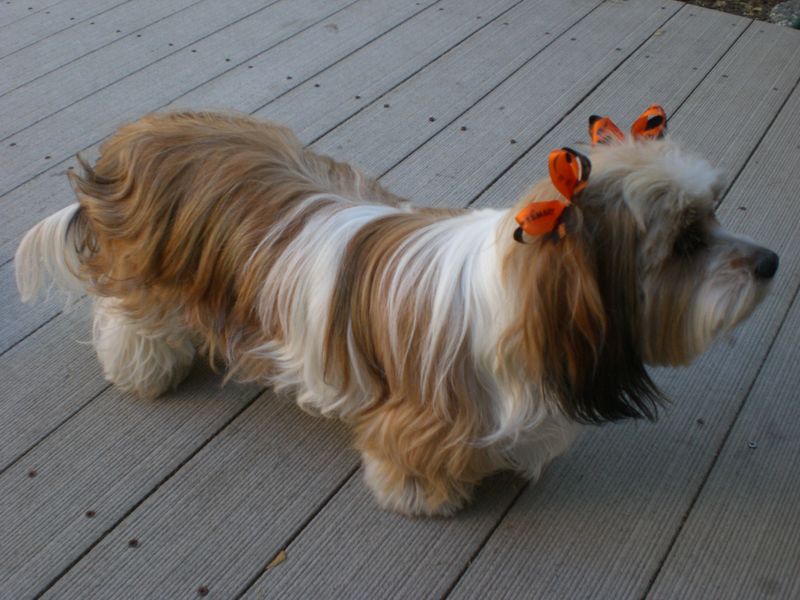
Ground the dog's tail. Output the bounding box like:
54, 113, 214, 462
15, 202, 90, 303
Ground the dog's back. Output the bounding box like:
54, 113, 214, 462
15, 111, 408, 391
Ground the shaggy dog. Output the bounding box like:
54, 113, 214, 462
15, 108, 778, 516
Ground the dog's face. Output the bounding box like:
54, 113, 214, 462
585, 138, 778, 367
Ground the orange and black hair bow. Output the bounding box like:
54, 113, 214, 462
513, 147, 590, 243
589, 104, 667, 145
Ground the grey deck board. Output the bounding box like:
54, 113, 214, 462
0, 0, 327, 142
40, 395, 353, 600
0, 370, 258, 599
0, 260, 61, 355
380, 3, 742, 205
238, 7, 766, 599
0, 0, 203, 96
175, 0, 521, 133
246, 471, 524, 600
0, 0, 130, 52
257, 0, 600, 145
310, 0, 631, 176
447, 72, 800, 600
0, 303, 104, 471
0, 0, 356, 195
1, 1, 799, 598
472, 19, 800, 209
647, 80, 800, 600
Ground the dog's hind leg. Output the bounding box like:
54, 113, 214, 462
92, 297, 196, 399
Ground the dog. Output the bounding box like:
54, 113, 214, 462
15, 107, 778, 516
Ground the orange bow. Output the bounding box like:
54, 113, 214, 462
514, 147, 591, 242
589, 104, 667, 145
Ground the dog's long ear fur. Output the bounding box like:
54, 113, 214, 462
501, 202, 662, 423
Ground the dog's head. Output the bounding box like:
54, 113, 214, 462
502, 107, 777, 423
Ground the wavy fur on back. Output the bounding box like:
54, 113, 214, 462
16, 110, 775, 515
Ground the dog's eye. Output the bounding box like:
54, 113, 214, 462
673, 222, 707, 258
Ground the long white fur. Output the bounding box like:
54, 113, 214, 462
15, 203, 84, 303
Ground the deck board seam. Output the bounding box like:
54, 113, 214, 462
639, 71, 800, 598
0, 0, 327, 145
718, 71, 800, 202
276, 0, 530, 139
368, 0, 613, 180
0, 0, 136, 61
230, 463, 362, 600
464, 2, 725, 209
31, 388, 266, 599
0, 381, 112, 479
640, 281, 800, 600
0, 306, 64, 359
0, 0, 209, 96
0, 0, 102, 33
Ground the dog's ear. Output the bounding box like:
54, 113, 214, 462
501, 206, 662, 423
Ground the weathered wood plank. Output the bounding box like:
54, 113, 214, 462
0, 370, 258, 599
0, 260, 61, 355
38, 394, 353, 600
647, 79, 800, 600
0, 302, 105, 471
267, 0, 602, 144
0, 0, 204, 96
309, 0, 639, 175
0, 0, 357, 193
382, 4, 746, 206
0, 0, 131, 56
175, 0, 520, 129
472, 20, 800, 209
0, 0, 297, 140
448, 73, 800, 600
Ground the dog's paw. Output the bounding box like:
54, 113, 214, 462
362, 453, 467, 517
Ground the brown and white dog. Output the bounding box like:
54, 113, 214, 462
15, 109, 778, 516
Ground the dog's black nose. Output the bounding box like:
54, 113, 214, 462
754, 250, 779, 280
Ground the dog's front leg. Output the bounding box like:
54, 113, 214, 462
353, 399, 491, 517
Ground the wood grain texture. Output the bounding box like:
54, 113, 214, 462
0, 301, 105, 471
472, 18, 800, 210
0, 0, 356, 195
448, 70, 800, 600
245, 471, 524, 600
0, 0, 447, 265
40, 395, 354, 600
0, 259, 62, 355
0, 0, 203, 96
383, 4, 743, 207
309, 0, 613, 175
180, 0, 520, 135
647, 79, 800, 600
0, 369, 258, 599
0, 0, 129, 54
0, 0, 300, 140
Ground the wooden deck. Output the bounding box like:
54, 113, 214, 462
2, 0, 799, 597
